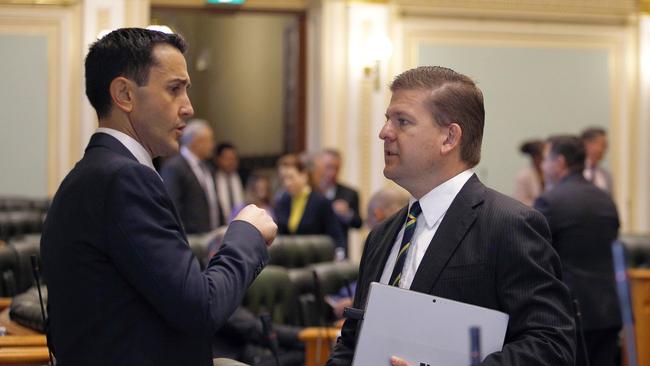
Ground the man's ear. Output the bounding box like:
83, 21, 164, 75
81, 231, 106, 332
373, 208, 385, 223
558, 154, 568, 170
441, 123, 462, 155
109, 77, 135, 113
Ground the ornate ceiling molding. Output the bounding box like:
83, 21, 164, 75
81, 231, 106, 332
151, 0, 308, 11
393, 0, 639, 25
0, 0, 78, 5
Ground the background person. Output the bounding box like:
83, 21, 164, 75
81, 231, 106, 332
513, 139, 544, 206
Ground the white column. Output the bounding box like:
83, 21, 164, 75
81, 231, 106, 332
636, 16, 650, 233
79, 0, 149, 154
307, 0, 393, 261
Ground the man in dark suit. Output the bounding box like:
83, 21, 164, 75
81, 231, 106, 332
535, 135, 621, 366
316, 149, 362, 258
40, 28, 277, 366
212, 142, 246, 220
327, 66, 575, 366
161, 119, 222, 233
581, 127, 613, 194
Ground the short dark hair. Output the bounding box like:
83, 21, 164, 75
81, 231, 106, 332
547, 135, 585, 173
581, 127, 606, 142
216, 142, 237, 156
390, 66, 485, 167
85, 28, 188, 119
519, 140, 544, 159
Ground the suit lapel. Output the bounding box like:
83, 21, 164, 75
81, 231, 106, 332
179, 155, 207, 195
368, 206, 409, 283
410, 174, 485, 293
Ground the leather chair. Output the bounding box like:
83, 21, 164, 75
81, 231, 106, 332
0, 244, 18, 297
0, 198, 32, 212
8, 286, 46, 333
268, 235, 335, 268
0, 212, 43, 242
242, 265, 299, 325
0, 235, 41, 297
9, 235, 41, 292
621, 234, 650, 268
288, 262, 358, 326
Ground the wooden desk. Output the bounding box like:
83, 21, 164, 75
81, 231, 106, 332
298, 327, 339, 366
0, 298, 12, 311
0, 309, 41, 336
629, 269, 650, 366
0, 346, 50, 365
0, 307, 50, 365
0, 335, 46, 347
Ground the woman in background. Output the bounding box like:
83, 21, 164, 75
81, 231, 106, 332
274, 154, 345, 255
229, 173, 274, 222
513, 139, 545, 206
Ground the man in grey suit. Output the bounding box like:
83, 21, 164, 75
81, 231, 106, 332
161, 119, 222, 233
535, 135, 620, 366
327, 66, 575, 366
316, 149, 363, 258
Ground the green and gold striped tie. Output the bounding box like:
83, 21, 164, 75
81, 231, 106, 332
388, 201, 422, 287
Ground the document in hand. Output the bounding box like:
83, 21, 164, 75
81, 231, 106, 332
352, 282, 509, 366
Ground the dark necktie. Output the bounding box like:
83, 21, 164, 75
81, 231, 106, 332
226, 176, 235, 211
389, 201, 422, 287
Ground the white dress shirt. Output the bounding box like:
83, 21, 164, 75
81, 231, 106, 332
380, 169, 474, 289
214, 171, 244, 219
95, 127, 157, 174
583, 164, 612, 193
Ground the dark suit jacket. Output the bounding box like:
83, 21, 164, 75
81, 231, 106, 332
41, 133, 268, 366
275, 191, 345, 250
332, 183, 362, 230
327, 174, 575, 366
534, 173, 621, 331
160, 154, 217, 234
331, 184, 362, 254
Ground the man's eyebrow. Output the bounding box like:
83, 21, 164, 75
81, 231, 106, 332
169, 78, 192, 88
385, 111, 406, 119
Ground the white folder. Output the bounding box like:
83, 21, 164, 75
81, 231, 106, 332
352, 282, 509, 366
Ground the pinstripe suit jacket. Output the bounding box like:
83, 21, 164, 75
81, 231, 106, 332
42, 133, 268, 366
327, 174, 576, 366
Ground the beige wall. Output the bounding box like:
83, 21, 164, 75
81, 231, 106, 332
0, 1, 149, 197
307, 1, 649, 255
152, 10, 294, 156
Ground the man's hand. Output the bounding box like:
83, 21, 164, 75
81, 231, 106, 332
332, 199, 352, 218
390, 356, 412, 366
233, 204, 277, 246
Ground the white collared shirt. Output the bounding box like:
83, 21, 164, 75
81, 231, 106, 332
583, 164, 611, 193
380, 169, 474, 289
95, 127, 157, 173
214, 171, 244, 219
